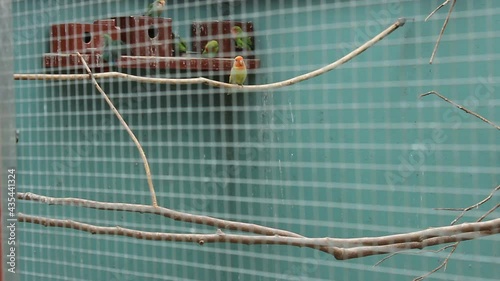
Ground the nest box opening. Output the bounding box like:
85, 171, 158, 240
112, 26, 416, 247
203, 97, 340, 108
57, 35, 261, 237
83, 31, 92, 44
148, 25, 159, 39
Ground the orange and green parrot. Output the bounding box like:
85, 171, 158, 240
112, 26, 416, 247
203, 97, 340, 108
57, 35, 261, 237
143, 0, 166, 17
202, 40, 219, 58
227, 55, 247, 94
230, 26, 253, 51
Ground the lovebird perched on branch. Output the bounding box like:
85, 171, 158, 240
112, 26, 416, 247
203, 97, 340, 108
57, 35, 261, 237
101, 34, 127, 70
143, 0, 166, 17
230, 26, 253, 51
227, 56, 247, 94
229, 56, 247, 85
202, 40, 219, 58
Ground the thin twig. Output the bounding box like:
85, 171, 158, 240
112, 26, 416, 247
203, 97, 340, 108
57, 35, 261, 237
417, 184, 499, 280
76, 52, 158, 207
413, 242, 459, 281
373, 244, 456, 267
477, 203, 499, 222
376, 184, 499, 279
425, 0, 450, 21
417, 201, 499, 281
16, 213, 499, 260
435, 185, 499, 225
420, 91, 500, 130
14, 18, 406, 91
427, 0, 457, 64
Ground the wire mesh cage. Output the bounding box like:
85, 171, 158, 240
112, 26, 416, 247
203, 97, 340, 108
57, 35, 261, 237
1, 0, 499, 280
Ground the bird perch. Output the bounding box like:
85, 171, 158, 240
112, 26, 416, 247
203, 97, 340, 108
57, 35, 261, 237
14, 18, 406, 91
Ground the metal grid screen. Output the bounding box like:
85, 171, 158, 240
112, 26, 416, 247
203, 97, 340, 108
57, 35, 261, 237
1, 1, 499, 281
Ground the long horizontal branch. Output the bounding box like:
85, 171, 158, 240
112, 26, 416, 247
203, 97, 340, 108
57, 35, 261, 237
16, 192, 302, 238
17, 192, 338, 256
13, 18, 406, 91
17, 213, 499, 260
17, 192, 500, 248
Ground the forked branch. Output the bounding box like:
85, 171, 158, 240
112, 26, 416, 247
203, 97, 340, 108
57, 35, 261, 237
76, 52, 158, 207
17, 192, 500, 260
435, 185, 500, 225
377, 184, 500, 281
17, 213, 499, 260
425, 0, 457, 64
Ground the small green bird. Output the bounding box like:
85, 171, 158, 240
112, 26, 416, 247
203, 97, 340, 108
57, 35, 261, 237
143, 0, 166, 17
173, 32, 187, 56
101, 34, 127, 69
226, 56, 247, 95
230, 26, 253, 51
202, 40, 219, 58
229, 56, 247, 85
227, 55, 247, 95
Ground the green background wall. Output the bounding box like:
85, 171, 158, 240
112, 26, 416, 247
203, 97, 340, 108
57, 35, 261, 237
10, 0, 499, 280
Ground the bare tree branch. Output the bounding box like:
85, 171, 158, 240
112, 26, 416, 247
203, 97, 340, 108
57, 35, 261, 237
375, 184, 499, 280
16, 192, 303, 238
14, 18, 406, 91
435, 185, 500, 225
425, 0, 451, 22
17, 191, 499, 247
415, 184, 499, 280
17, 213, 499, 260
20, 191, 499, 260
413, 242, 458, 281
338, 229, 498, 260
76, 52, 158, 207
477, 204, 499, 222
373, 244, 457, 267
426, 0, 457, 64
420, 91, 500, 130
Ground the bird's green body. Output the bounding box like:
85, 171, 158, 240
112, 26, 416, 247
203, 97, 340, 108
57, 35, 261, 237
229, 56, 247, 85
227, 56, 247, 94
229, 67, 247, 85
173, 33, 187, 56
177, 36, 187, 53
101, 34, 127, 69
144, 0, 166, 17
231, 26, 253, 51
202, 40, 219, 58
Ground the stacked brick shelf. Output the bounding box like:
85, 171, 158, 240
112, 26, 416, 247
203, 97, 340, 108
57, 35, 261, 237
43, 17, 260, 72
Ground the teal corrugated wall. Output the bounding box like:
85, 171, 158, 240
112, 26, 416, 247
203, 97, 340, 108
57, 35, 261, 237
12, 0, 499, 280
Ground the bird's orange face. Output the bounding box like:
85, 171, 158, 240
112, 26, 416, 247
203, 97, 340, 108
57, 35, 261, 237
230, 27, 239, 35
159, 0, 166, 6
234, 56, 245, 67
